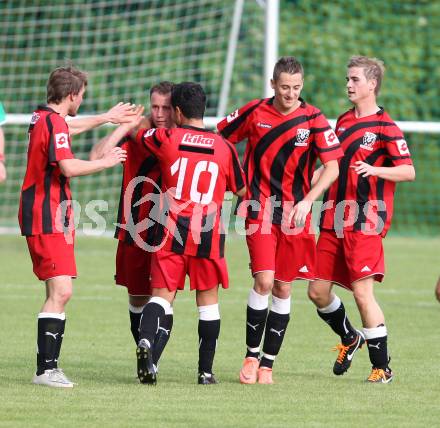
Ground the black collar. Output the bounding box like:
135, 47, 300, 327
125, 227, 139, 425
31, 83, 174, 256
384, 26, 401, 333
37, 104, 59, 114
267, 96, 306, 108
350, 106, 384, 115
181, 124, 212, 133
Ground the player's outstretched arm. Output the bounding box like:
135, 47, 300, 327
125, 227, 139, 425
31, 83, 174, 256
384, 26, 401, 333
311, 165, 324, 187
351, 162, 415, 182
89, 108, 148, 160
60, 106, 144, 177
291, 159, 339, 226
67, 102, 137, 136
59, 147, 127, 178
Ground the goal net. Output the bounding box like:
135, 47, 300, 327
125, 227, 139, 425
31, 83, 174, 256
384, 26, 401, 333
0, 0, 265, 232
1, 0, 439, 236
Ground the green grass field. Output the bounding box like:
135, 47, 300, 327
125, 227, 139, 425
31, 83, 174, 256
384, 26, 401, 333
1, 234, 439, 427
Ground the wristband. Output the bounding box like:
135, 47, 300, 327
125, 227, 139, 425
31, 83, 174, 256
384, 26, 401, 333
0, 153, 5, 162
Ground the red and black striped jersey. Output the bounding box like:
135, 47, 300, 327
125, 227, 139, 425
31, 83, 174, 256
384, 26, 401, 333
319, 108, 413, 236
217, 97, 343, 225
114, 135, 164, 248
18, 105, 75, 236
137, 125, 245, 259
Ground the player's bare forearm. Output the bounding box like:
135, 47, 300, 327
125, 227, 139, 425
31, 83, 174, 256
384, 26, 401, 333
305, 160, 339, 203
67, 114, 109, 136
59, 144, 127, 177
126, 116, 152, 141
311, 165, 324, 187
290, 161, 338, 227
68, 102, 138, 136
89, 134, 113, 161
352, 162, 415, 182
89, 106, 145, 160
0, 162, 6, 182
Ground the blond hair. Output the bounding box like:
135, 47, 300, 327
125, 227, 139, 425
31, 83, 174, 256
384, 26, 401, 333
348, 56, 385, 95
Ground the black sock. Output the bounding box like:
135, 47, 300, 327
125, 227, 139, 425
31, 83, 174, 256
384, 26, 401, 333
139, 303, 165, 347
36, 316, 64, 375
317, 301, 357, 344
367, 335, 389, 369
153, 313, 173, 365
129, 310, 142, 345
198, 319, 220, 374
260, 311, 290, 369
245, 306, 268, 358
53, 319, 66, 368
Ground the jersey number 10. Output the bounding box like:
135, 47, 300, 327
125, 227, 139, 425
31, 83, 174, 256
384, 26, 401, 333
171, 157, 219, 204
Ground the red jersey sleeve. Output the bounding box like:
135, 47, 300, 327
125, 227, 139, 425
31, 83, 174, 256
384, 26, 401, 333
383, 125, 413, 166
136, 127, 167, 158
48, 114, 74, 165
223, 139, 245, 193
312, 111, 344, 163
217, 99, 262, 143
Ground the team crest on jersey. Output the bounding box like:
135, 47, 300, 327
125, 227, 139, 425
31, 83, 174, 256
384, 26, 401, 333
55, 133, 69, 149
295, 128, 310, 146
226, 109, 239, 123
144, 128, 156, 138
30, 112, 40, 125
181, 133, 214, 148
360, 132, 377, 151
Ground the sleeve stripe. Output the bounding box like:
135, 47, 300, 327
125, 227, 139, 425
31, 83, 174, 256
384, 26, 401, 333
315, 145, 342, 153
310, 126, 331, 134
221, 137, 245, 190
389, 155, 411, 160
219, 99, 265, 139
46, 114, 56, 163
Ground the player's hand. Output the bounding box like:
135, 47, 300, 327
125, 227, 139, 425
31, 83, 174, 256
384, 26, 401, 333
290, 199, 312, 227
0, 161, 6, 183
120, 105, 145, 131
351, 161, 377, 177
105, 102, 138, 124
139, 115, 153, 130
102, 146, 127, 168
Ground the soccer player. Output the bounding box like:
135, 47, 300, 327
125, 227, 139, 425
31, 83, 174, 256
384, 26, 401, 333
90, 82, 175, 366
0, 102, 7, 182
18, 65, 142, 388
217, 56, 343, 384
308, 56, 415, 383
126, 82, 246, 385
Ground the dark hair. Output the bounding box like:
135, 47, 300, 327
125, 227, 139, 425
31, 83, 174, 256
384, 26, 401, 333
273, 56, 304, 81
47, 65, 88, 104
150, 81, 173, 98
171, 82, 206, 119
